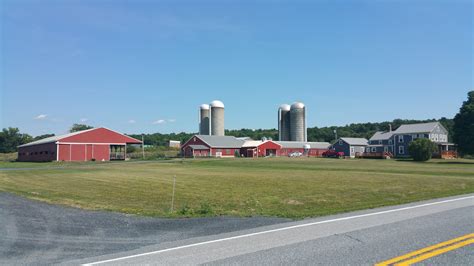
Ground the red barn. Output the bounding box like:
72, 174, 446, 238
18, 127, 142, 162
181, 135, 244, 158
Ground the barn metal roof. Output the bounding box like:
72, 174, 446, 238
18, 127, 141, 148
195, 135, 244, 148
393, 122, 443, 134
339, 138, 369, 146
275, 141, 330, 149
18, 128, 97, 147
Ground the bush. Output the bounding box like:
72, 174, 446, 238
408, 139, 437, 161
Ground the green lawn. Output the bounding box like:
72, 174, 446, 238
0, 158, 473, 219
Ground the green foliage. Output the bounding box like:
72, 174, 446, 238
33, 134, 55, 141
70, 124, 93, 133
408, 139, 437, 161
0, 128, 33, 153
127, 132, 194, 147
453, 91, 474, 156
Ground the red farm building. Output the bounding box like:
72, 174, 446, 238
181, 135, 244, 158
181, 135, 330, 158
17, 127, 142, 162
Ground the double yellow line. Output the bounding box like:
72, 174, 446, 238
375, 233, 474, 266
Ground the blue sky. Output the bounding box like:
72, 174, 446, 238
1, 0, 472, 136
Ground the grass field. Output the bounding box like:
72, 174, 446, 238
0, 158, 473, 219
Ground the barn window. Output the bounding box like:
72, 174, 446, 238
338, 140, 343, 145
226, 149, 230, 154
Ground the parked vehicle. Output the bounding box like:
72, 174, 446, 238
322, 150, 344, 158
289, 152, 303, 157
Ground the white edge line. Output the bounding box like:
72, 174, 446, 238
83, 195, 474, 265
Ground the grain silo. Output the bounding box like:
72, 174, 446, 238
199, 104, 210, 135
278, 104, 291, 141
210, 100, 225, 136
290, 102, 306, 142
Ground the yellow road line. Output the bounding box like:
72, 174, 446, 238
395, 239, 474, 266
375, 233, 474, 266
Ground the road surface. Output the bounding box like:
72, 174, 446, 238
75, 194, 474, 265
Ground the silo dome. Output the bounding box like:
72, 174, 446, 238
210, 100, 225, 108
291, 102, 305, 110
279, 104, 291, 111
200, 104, 210, 110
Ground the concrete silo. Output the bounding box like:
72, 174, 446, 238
278, 104, 291, 141
210, 100, 225, 136
199, 104, 210, 135
290, 102, 306, 142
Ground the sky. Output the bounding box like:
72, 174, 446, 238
1, 0, 472, 136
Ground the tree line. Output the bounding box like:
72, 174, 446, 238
1, 91, 472, 155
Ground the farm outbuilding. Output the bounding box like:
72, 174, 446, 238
181, 135, 330, 158
18, 127, 142, 162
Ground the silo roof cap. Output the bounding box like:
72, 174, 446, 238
210, 100, 225, 108
291, 102, 305, 109
279, 104, 291, 111
200, 104, 210, 110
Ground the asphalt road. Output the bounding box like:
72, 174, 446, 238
0, 193, 289, 265
76, 194, 474, 266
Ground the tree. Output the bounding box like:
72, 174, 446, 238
0, 127, 33, 153
70, 124, 93, 133
33, 134, 55, 141
408, 139, 437, 161
453, 91, 474, 156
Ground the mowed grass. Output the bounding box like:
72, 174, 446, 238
0, 158, 473, 219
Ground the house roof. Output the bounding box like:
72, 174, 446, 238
393, 122, 442, 134
195, 135, 245, 148
18, 127, 141, 148
369, 131, 394, 141
339, 137, 369, 146
275, 141, 330, 149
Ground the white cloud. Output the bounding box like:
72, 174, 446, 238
80, 118, 88, 122
128, 119, 136, 124
34, 114, 47, 120
152, 119, 166, 125
168, 119, 176, 123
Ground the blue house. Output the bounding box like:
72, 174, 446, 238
367, 122, 455, 158
331, 137, 368, 158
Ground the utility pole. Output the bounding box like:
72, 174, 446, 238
142, 134, 145, 159
334, 129, 338, 142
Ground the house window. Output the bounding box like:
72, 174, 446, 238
378, 140, 382, 145
399, 146, 404, 154
388, 139, 393, 145
216, 149, 221, 152
418, 134, 424, 138
366, 147, 371, 152
339, 140, 343, 145
412, 134, 417, 140
371, 147, 376, 152
398, 135, 404, 143
350, 147, 355, 153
